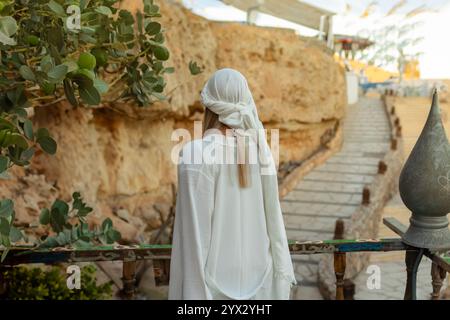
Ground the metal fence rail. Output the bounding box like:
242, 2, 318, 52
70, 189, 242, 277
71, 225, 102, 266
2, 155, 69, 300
1, 218, 448, 300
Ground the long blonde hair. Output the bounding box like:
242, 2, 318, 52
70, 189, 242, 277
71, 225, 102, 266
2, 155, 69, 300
203, 108, 249, 188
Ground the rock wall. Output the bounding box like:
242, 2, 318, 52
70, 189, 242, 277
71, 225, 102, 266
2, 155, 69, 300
2, 1, 346, 242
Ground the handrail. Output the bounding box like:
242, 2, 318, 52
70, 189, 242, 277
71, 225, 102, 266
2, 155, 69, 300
0, 238, 410, 265
0, 218, 449, 300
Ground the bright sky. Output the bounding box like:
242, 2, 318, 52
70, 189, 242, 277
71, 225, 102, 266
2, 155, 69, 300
181, 0, 450, 79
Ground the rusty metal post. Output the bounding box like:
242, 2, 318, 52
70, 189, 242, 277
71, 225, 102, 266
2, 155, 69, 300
390, 138, 397, 150
122, 261, 137, 299
378, 161, 387, 175
362, 187, 370, 205
334, 219, 344, 240
431, 262, 447, 300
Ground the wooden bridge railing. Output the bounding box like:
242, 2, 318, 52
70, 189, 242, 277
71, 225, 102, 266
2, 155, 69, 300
0, 218, 449, 300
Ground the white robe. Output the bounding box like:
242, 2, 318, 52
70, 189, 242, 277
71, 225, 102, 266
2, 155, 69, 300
168, 134, 297, 300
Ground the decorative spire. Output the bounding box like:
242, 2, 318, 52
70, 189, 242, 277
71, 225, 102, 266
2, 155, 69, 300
399, 90, 450, 249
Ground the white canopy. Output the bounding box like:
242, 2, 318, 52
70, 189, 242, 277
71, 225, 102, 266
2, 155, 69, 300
221, 0, 335, 32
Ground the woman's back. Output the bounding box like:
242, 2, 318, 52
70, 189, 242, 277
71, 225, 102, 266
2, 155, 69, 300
192, 133, 273, 299
169, 68, 296, 300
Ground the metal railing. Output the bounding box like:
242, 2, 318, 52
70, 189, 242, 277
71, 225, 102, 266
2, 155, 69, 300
2, 93, 449, 300
1, 217, 448, 300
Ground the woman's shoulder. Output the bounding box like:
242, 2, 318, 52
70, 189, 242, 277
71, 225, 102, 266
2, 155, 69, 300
179, 139, 204, 166
178, 138, 218, 182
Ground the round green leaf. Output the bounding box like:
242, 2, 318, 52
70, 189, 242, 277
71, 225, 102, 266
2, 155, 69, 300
51, 200, 69, 216
93, 78, 108, 94
54, 232, 68, 245
0, 16, 18, 45
47, 64, 68, 83
145, 22, 161, 35
19, 65, 36, 81
91, 48, 108, 67
9, 133, 28, 149
41, 82, 56, 95
0, 199, 14, 218
9, 226, 23, 242
20, 147, 35, 161
79, 85, 101, 105
41, 236, 58, 248
47, 0, 65, 16
36, 127, 50, 139
0, 155, 8, 173
0, 217, 11, 235
95, 6, 112, 16
152, 45, 170, 61
37, 136, 57, 154
63, 79, 78, 107
77, 68, 95, 80
106, 229, 121, 243
39, 208, 50, 225
62, 60, 79, 73
22, 119, 33, 140
101, 218, 113, 232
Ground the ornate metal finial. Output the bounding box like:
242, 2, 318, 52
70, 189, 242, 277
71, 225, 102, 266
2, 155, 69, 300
399, 90, 450, 250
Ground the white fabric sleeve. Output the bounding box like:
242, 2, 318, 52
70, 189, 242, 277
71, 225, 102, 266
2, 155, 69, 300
168, 162, 215, 300
261, 173, 297, 287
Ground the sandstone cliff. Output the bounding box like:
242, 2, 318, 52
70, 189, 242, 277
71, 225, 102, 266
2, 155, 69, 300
0, 1, 346, 242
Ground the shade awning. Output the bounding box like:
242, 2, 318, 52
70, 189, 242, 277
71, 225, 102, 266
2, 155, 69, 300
221, 0, 335, 31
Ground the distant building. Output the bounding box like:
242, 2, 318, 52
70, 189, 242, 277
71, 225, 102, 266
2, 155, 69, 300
333, 35, 373, 60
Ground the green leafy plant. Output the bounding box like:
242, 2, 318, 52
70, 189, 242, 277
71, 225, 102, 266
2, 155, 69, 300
0, 199, 23, 262
0, 0, 172, 261
1, 264, 113, 300
0, 0, 173, 108
38, 192, 121, 248
0, 114, 56, 178
188, 60, 203, 75
1, 192, 121, 262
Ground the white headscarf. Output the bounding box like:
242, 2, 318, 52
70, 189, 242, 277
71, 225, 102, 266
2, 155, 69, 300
200, 68, 297, 290
200, 68, 276, 175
